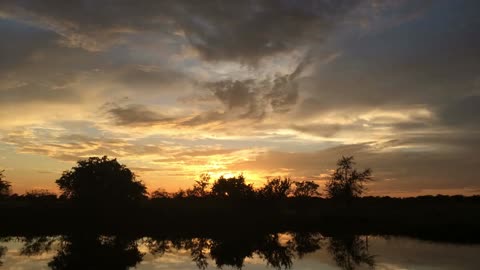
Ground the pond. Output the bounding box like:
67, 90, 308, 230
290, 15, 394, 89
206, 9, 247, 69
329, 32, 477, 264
1, 233, 479, 269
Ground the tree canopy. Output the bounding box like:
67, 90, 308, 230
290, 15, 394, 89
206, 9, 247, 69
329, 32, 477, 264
0, 170, 11, 198
325, 156, 372, 200
211, 174, 254, 199
293, 181, 320, 198
55, 156, 147, 205
259, 177, 293, 199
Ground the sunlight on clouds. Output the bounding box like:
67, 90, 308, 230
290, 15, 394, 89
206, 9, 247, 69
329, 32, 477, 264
358, 107, 433, 123
1, 0, 480, 196
183, 48, 308, 82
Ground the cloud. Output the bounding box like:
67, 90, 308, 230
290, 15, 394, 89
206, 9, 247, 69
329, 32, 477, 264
0, 19, 55, 70
291, 124, 342, 138
0, 0, 361, 63
438, 95, 480, 128
178, 61, 304, 127
1, 1, 480, 196
230, 140, 480, 194
0, 77, 81, 105
105, 103, 174, 126
115, 65, 187, 91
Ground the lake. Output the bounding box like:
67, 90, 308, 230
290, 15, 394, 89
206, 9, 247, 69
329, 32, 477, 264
1, 233, 479, 269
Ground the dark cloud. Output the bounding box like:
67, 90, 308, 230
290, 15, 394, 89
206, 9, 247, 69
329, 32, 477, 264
211, 80, 257, 110
296, 1, 480, 116
181, 63, 303, 126
116, 66, 186, 90
105, 103, 174, 126
0, 19, 105, 105
0, 0, 360, 62
208, 79, 266, 120
179, 111, 224, 127
291, 124, 342, 138
0, 78, 81, 105
438, 95, 480, 128
0, 19, 55, 70
268, 72, 300, 113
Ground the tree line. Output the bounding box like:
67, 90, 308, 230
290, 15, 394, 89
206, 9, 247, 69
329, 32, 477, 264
0, 155, 372, 203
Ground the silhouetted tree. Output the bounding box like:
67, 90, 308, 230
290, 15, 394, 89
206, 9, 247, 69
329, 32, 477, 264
189, 173, 211, 197
293, 181, 320, 198
173, 188, 188, 199
327, 235, 375, 270
211, 174, 254, 199
150, 188, 172, 199
24, 189, 57, 200
325, 156, 372, 200
259, 177, 293, 199
55, 156, 147, 206
0, 170, 11, 198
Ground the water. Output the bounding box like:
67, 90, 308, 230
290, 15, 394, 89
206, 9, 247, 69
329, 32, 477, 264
1, 233, 479, 269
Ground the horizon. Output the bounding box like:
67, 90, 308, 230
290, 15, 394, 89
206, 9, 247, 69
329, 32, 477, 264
1, 1, 480, 197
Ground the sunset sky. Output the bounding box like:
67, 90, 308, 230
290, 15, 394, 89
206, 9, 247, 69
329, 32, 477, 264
1, 0, 479, 196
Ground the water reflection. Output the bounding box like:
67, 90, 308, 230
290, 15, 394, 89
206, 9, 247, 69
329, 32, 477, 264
0, 244, 6, 267
144, 232, 331, 269
21, 235, 143, 269
2, 232, 479, 269
327, 235, 374, 270
4, 232, 379, 270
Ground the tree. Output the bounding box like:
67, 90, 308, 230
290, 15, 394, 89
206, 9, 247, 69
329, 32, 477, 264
211, 174, 254, 199
24, 189, 57, 201
188, 173, 211, 198
56, 156, 147, 205
293, 181, 320, 198
0, 170, 11, 198
325, 156, 372, 200
150, 188, 172, 199
259, 177, 293, 199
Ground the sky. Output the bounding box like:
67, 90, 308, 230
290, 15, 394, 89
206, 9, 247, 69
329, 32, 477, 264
0, 0, 479, 196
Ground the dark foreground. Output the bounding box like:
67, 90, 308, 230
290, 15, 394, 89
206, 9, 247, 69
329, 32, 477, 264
1, 196, 480, 244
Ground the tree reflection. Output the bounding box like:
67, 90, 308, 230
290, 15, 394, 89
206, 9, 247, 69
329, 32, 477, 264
289, 232, 323, 258
0, 245, 6, 267
20, 235, 143, 270
146, 237, 211, 270
146, 232, 323, 270
13, 232, 377, 270
327, 235, 375, 270
20, 236, 56, 256
186, 238, 210, 270
209, 235, 256, 269
50, 235, 143, 270
257, 234, 294, 269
